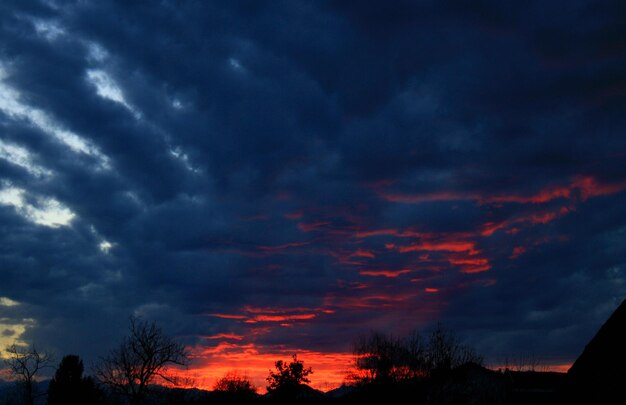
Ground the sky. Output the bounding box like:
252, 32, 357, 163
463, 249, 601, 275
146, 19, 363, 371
1, 0, 626, 392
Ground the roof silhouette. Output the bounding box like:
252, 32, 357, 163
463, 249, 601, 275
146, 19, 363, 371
567, 299, 626, 403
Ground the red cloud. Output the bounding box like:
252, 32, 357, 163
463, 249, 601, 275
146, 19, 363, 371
359, 269, 412, 278
397, 241, 476, 253
457, 264, 491, 274
351, 249, 376, 258
379, 175, 626, 206
380, 191, 478, 204
298, 221, 331, 232
245, 314, 317, 323
257, 241, 309, 252
484, 186, 572, 204
510, 246, 526, 259
323, 292, 415, 310
205, 333, 244, 340
209, 313, 247, 320
355, 228, 429, 238
449, 258, 489, 266
212, 306, 323, 326
572, 176, 626, 200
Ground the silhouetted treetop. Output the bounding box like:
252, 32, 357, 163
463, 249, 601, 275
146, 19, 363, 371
266, 354, 313, 394
350, 324, 482, 386
51, 354, 83, 384
214, 371, 256, 395
426, 324, 483, 375
48, 354, 101, 405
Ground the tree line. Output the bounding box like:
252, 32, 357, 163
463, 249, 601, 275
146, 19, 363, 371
3, 317, 483, 404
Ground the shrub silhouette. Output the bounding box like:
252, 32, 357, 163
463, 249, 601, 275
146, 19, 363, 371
214, 371, 256, 395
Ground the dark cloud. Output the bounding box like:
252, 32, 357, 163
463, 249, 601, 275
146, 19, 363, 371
0, 0, 625, 387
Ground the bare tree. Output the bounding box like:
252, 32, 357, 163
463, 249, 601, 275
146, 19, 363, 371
95, 316, 189, 405
350, 331, 426, 385
404, 330, 428, 379
351, 325, 482, 386
498, 354, 542, 372
352, 332, 403, 384
4, 344, 54, 405
426, 324, 483, 375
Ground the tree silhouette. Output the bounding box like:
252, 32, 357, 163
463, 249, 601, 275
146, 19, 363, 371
266, 354, 313, 394
353, 332, 400, 384
351, 331, 426, 385
426, 324, 483, 376
351, 325, 482, 386
95, 316, 189, 405
48, 354, 101, 404
213, 371, 256, 395
4, 344, 54, 405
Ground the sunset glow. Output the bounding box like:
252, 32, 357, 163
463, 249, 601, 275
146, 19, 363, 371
1, 1, 625, 399
183, 343, 354, 392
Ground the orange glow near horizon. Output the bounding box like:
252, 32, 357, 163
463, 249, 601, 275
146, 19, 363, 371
542, 363, 572, 373
181, 343, 354, 393
489, 362, 572, 373
174, 343, 574, 395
